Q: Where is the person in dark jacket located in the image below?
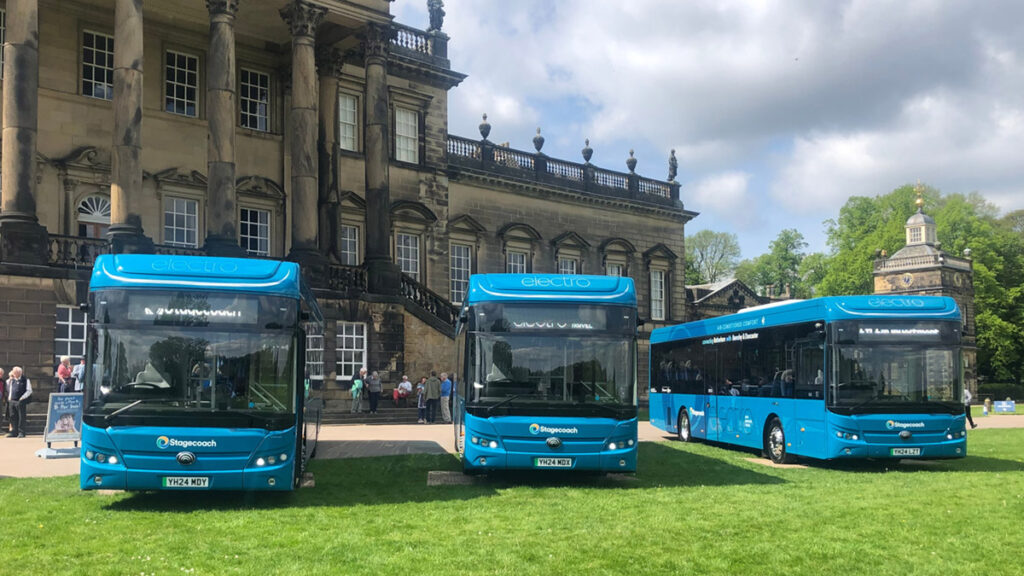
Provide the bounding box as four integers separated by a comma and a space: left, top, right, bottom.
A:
366, 370, 382, 414
424, 371, 442, 423
7, 366, 32, 437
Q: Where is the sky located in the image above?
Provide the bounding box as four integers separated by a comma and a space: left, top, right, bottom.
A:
393, 0, 1024, 259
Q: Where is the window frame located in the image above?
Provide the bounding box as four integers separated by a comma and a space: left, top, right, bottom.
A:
81, 29, 115, 101
305, 323, 324, 384
335, 321, 367, 381
239, 206, 271, 256
239, 67, 271, 132
340, 223, 361, 266
395, 231, 421, 280
162, 196, 200, 248
55, 305, 88, 364
394, 105, 419, 164
650, 269, 666, 321
557, 257, 579, 275
164, 48, 201, 118
450, 242, 473, 305
338, 91, 359, 152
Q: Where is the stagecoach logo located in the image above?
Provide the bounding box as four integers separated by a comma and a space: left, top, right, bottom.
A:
886, 420, 925, 430
156, 435, 218, 449
529, 423, 579, 435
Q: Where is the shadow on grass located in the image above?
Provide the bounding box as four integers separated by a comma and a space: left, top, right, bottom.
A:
101, 442, 784, 512
818, 454, 1024, 474
313, 439, 447, 459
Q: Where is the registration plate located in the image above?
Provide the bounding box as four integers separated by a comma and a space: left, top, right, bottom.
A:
162, 476, 210, 488
534, 457, 573, 468
891, 448, 921, 457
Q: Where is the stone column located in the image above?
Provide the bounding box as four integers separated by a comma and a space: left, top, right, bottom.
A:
108, 0, 153, 253
205, 0, 245, 256
0, 0, 49, 264
364, 23, 400, 294
281, 1, 326, 265
316, 46, 343, 261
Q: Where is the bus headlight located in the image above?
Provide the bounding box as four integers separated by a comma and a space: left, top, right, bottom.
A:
470, 436, 479, 445
627, 439, 635, 446
85, 450, 95, 460
107, 455, 118, 465
280, 453, 288, 462
96, 453, 107, 463
947, 433, 954, 440
256, 457, 266, 467
608, 442, 618, 451
488, 440, 498, 449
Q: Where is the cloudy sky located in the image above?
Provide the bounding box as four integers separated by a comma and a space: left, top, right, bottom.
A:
393, 0, 1024, 258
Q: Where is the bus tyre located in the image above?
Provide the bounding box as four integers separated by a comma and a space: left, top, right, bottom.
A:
766, 418, 795, 464
677, 408, 692, 442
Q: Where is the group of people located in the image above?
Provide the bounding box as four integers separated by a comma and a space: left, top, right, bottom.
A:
56, 356, 86, 393
348, 369, 454, 424
0, 366, 33, 437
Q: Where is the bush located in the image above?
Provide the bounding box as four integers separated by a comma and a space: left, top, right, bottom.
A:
978, 382, 1024, 402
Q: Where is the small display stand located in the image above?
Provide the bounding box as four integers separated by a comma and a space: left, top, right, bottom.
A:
35, 393, 83, 459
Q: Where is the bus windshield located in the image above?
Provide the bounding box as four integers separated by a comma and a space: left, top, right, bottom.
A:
468, 333, 635, 418
85, 290, 298, 428
829, 320, 962, 415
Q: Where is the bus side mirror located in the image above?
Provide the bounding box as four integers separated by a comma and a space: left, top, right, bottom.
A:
637, 317, 646, 327
79, 302, 90, 314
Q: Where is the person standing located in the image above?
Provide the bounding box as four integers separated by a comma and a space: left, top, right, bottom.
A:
350, 368, 366, 414
71, 359, 86, 392
0, 367, 7, 431
425, 371, 442, 423
366, 370, 382, 414
416, 377, 427, 424
7, 366, 32, 437
964, 386, 978, 429
56, 356, 72, 393
440, 372, 453, 423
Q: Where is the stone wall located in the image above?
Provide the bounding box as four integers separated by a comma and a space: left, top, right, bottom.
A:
0, 273, 59, 398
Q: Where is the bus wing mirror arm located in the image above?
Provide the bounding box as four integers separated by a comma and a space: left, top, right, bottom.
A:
637, 317, 646, 328
79, 302, 90, 314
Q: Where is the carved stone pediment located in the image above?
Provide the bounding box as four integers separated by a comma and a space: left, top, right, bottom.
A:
237, 175, 285, 199
152, 167, 208, 188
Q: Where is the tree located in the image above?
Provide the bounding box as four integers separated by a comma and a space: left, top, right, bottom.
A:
685, 230, 741, 285
734, 229, 808, 297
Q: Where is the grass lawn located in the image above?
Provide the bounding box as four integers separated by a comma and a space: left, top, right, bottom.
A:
972, 405, 1021, 416
3, 430, 1023, 576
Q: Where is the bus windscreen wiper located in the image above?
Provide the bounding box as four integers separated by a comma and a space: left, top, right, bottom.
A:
485, 393, 531, 414
105, 399, 147, 421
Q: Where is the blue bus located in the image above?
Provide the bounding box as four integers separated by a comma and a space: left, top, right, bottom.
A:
649, 295, 967, 463
454, 274, 639, 473
80, 254, 324, 491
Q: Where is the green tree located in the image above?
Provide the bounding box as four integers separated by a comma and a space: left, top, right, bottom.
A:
685, 230, 741, 285
734, 229, 809, 297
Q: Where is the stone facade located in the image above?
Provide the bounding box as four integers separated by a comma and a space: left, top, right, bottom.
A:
0, 0, 697, 406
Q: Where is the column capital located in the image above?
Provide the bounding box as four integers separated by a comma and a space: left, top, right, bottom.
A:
280, 1, 327, 39
315, 45, 345, 77
363, 22, 392, 62
206, 0, 240, 17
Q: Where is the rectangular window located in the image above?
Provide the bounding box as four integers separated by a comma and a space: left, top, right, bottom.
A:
606, 264, 623, 277
82, 30, 115, 100
450, 243, 472, 305
165, 50, 199, 117
335, 321, 366, 381
909, 228, 922, 243
340, 224, 360, 266
651, 269, 666, 321
395, 107, 418, 164
507, 250, 527, 274
338, 94, 358, 152
305, 323, 324, 383
55, 306, 88, 363
163, 197, 199, 248
240, 68, 270, 131
396, 233, 420, 280
240, 208, 270, 256
557, 257, 578, 275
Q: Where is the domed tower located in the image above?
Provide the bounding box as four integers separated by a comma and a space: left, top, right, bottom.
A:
873, 183, 977, 394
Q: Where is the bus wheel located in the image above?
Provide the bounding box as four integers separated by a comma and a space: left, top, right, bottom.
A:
765, 418, 794, 464
677, 408, 692, 442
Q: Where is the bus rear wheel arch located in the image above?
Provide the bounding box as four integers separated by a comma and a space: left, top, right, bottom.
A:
676, 408, 692, 442
765, 417, 795, 464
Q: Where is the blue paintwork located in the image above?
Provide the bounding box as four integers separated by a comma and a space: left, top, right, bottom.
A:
461, 413, 638, 472
466, 274, 636, 306
80, 423, 297, 491
649, 295, 967, 461
459, 273, 639, 473
89, 254, 301, 298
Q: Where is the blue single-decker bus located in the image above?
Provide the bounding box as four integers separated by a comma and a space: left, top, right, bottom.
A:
649, 295, 967, 463
80, 254, 324, 491
454, 274, 639, 473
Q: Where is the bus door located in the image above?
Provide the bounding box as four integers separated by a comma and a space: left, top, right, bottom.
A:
793, 338, 826, 455
701, 347, 719, 442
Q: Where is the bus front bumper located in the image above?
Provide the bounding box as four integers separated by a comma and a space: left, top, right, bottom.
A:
80, 458, 296, 491
828, 437, 967, 459
463, 444, 637, 472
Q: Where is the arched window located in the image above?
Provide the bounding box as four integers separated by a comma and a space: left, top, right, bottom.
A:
77, 195, 111, 238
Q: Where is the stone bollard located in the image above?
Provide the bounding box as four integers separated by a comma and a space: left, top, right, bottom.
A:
983, 397, 992, 416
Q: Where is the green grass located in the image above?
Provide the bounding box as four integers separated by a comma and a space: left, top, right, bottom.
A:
3, 431, 1023, 575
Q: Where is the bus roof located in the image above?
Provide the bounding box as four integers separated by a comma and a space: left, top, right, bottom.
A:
651, 295, 960, 344
466, 274, 636, 306
89, 254, 303, 299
